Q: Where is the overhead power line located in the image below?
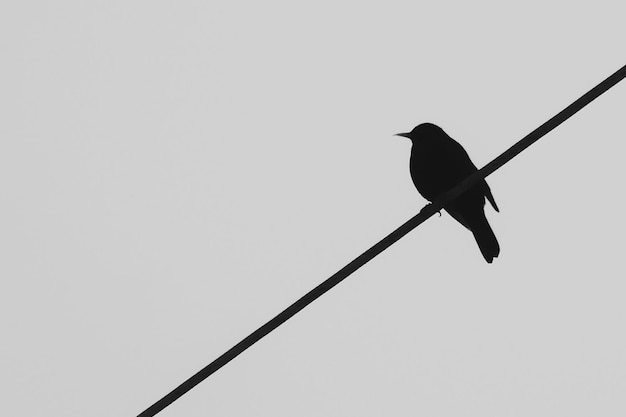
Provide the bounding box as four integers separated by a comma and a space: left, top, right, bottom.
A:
138, 64, 626, 417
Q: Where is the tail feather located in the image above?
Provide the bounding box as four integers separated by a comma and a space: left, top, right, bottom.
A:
471, 216, 500, 263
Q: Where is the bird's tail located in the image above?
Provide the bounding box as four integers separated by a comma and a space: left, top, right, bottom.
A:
471, 214, 500, 263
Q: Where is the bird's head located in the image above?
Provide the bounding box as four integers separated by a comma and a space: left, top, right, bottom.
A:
395, 122, 443, 142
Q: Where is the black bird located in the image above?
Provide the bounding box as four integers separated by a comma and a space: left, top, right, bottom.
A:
397, 123, 500, 263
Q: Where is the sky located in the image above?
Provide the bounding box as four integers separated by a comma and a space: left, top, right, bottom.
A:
1, 1, 625, 416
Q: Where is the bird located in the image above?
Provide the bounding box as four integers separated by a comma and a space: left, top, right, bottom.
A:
396, 123, 500, 263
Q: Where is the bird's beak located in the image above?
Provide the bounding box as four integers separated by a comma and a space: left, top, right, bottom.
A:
395, 133, 411, 138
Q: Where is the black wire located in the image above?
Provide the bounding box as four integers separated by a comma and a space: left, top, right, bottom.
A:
137, 64, 626, 417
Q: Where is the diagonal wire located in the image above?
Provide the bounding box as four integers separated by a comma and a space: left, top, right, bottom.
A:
138, 64, 626, 417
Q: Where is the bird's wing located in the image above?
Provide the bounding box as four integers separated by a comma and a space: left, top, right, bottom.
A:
484, 184, 499, 212
448, 140, 499, 213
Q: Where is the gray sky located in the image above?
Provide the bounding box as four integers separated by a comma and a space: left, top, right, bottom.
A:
2, 1, 625, 416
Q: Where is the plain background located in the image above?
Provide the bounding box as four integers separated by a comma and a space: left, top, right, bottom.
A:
1, 1, 625, 416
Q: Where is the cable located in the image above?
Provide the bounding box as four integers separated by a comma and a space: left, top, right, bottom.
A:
137, 63, 626, 417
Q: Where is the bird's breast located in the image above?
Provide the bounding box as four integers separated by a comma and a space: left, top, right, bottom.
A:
409, 152, 443, 201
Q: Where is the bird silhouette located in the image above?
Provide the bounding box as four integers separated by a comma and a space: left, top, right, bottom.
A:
397, 123, 500, 263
